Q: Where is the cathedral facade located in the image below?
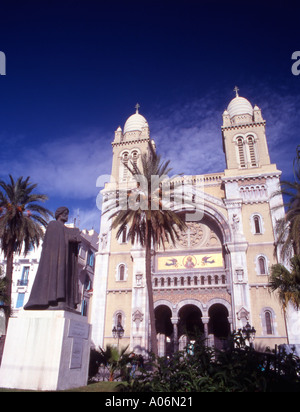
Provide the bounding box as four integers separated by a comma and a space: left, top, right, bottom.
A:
91, 92, 298, 355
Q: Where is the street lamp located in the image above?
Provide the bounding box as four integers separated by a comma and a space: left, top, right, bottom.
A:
241, 322, 256, 347
112, 321, 124, 350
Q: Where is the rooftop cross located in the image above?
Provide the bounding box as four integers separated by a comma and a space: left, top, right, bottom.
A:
135, 103, 140, 113
233, 86, 239, 97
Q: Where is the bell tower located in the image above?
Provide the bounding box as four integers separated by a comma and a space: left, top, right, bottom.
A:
222, 87, 272, 177
110, 104, 151, 184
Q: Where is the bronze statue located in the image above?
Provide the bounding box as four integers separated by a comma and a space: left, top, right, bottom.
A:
24, 207, 81, 311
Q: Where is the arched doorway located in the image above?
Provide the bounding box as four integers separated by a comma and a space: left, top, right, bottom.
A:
155, 305, 173, 357
208, 304, 230, 350
178, 305, 204, 350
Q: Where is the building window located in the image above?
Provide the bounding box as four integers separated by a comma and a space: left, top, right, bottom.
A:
121, 227, 127, 243
84, 274, 91, 291
258, 256, 267, 275
265, 311, 273, 335
247, 136, 257, 167
261, 308, 276, 336
19, 266, 29, 286
87, 250, 94, 267
81, 299, 88, 316
114, 311, 125, 329
237, 137, 246, 168
16, 293, 25, 308
253, 215, 262, 234
121, 151, 129, 180
118, 264, 125, 281
131, 150, 139, 170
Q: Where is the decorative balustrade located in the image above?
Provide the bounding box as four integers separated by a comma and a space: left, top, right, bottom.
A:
153, 271, 228, 289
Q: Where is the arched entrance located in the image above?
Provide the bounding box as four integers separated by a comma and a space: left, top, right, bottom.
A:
155, 305, 173, 357
208, 304, 230, 350
178, 305, 204, 350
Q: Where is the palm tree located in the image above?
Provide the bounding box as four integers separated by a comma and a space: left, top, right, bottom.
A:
104, 143, 189, 356
0, 175, 52, 325
273, 145, 300, 260
269, 255, 300, 311
99, 344, 131, 381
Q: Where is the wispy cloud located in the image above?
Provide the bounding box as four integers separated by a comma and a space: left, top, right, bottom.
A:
150, 96, 225, 176
0, 128, 112, 200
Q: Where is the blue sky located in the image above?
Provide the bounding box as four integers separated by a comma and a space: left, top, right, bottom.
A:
0, 0, 299, 231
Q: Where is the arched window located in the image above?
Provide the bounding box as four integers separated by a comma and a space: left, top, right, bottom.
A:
253, 215, 262, 234
167, 277, 171, 287
121, 152, 129, 180
154, 278, 158, 287
258, 256, 267, 275
194, 276, 198, 286
121, 226, 127, 243
265, 311, 273, 335
247, 136, 257, 167
131, 150, 139, 170
237, 137, 246, 168
118, 264, 125, 281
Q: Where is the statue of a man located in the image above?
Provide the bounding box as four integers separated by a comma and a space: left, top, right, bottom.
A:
24, 207, 81, 311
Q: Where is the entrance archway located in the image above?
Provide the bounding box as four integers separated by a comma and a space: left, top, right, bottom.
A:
208, 304, 230, 350
155, 305, 173, 357
178, 304, 204, 341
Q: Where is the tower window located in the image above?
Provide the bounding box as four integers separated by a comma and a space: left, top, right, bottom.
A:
118, 264, 126, 281
258, 256, 267, 275
237, 138, 246, 168
121, 227, 127, 243
131, 150, 139, 170
247, 136, 257, 167
253, 215, 262, 234
121, 152, 129, 180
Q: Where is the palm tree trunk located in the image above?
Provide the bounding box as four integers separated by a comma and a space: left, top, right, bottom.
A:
4, 245, 13, 331
145, 220, 158, 357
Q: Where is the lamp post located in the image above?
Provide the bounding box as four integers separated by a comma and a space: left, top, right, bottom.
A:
112, 321, 124, 350
241, 322, 256, 348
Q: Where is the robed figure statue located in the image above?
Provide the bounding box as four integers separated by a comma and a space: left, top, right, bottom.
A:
24, 207, 81, 311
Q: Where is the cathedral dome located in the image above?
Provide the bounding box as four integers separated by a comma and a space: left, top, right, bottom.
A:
227, 96, 253, 119
124, 104, 148, 133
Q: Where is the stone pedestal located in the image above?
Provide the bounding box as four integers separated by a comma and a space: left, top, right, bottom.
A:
0, 310, 91, 391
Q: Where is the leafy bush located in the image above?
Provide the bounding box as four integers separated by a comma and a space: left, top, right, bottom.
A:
120, 332, 300, 392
